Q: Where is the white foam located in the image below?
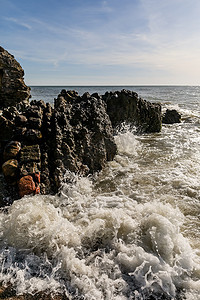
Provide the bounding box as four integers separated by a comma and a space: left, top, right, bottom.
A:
0, 114, 200, 299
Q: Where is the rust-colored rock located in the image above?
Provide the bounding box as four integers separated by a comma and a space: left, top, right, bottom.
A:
35, 184, 40, 194
34, 172, 40, 184
18, 175, 36, 198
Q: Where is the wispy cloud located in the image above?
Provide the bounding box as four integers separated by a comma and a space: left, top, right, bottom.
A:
2, 0, 200, 84
4, 17, 32, 30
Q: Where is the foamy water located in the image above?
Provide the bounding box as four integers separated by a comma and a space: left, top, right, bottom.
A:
0, 86, 200, 299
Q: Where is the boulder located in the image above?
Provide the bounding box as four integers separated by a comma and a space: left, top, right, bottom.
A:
3, 141, 21, 161
18, 175, 36, 198
2, 159, 18, 183
0, 46, 30, 108
162, 109, 181, 124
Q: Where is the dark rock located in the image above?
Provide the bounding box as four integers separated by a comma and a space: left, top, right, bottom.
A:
52, 91, 117, 191
162, 109, 181, 124
30, 99, 46, 109
19, 144, 41, 177
102, 89, 162, 133
24, 129, 43, 144
15, 114, 28, 126
28, 117, 42, 129
91, 92, 101, 99
13, 126, 27, 141
82, 92, 91, 100
0, 46, 30, 108
60, 89, 79, 101
20, 161, 41, 176
20, 144, 41, 163
2, 108, 15, 120
0, 115, 14, 141
25, 105, 43, 118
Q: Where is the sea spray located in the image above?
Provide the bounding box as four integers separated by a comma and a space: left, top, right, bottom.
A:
0, 101, 200, 299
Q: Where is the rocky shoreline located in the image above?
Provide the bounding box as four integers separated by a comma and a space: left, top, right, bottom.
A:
0, 88, 162, 203
0, 46, 163, 203
0, 46, 182, 299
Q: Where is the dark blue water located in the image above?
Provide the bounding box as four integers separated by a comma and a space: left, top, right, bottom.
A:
30, 85, 200, 111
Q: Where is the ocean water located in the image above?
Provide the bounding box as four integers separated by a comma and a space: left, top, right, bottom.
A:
0, 86, 200, 299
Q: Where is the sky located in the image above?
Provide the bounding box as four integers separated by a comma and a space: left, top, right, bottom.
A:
1, 0, 200, 85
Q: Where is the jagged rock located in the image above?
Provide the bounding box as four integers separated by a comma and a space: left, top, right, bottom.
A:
19, 145, 41, 176
28, 117, 42, 129
20, 161, 41, 177
25, 105, 43, 118
0, 46, 30, 108
30, 99, 46, 109
0, 82, 162, 198
24, 129, 43, 144
52, 91, 117, 191
162, 109, 181, 124
102, 89, 162, 133
3, 141, 21, 161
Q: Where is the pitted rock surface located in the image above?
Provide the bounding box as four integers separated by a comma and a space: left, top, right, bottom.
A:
0, 46, 30, 108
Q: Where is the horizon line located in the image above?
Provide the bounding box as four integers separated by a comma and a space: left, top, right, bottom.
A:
29, 84, 200, 87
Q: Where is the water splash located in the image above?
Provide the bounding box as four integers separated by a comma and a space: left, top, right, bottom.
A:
0, 103, 200, 299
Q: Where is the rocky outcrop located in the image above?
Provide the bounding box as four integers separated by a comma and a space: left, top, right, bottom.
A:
52, 90, 117, 191
0, 46, 30, 108
0, 47, 163, 201
0, 92, 117, 200
103, 89, 162, 133
162, 109, 181, 124
0, 87, 163, 201
0, 86, 163, 201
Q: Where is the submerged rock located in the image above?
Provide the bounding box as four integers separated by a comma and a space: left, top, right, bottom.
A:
162, 109, 181, 124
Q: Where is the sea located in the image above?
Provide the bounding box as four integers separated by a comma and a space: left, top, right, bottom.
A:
0, 85, 200, 299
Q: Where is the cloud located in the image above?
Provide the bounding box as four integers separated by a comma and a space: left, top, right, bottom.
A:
2, 0, 200, 84
4, 17, 32, 30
